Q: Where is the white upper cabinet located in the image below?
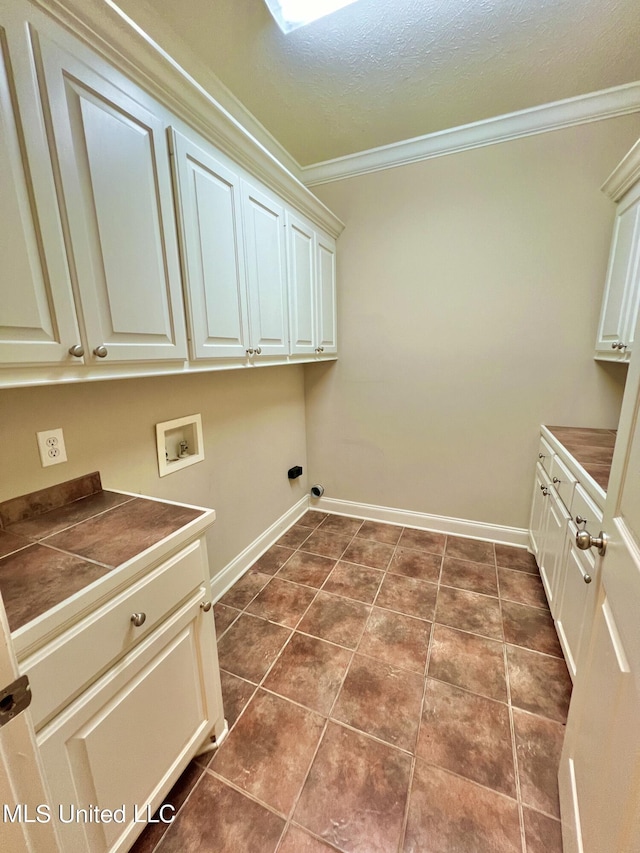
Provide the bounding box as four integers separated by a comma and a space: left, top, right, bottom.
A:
34, 33, 187, 363
242, 181, 289, 357
595, 143, 640, 363
287, 214, 316, 355
0, 14, 80, 365
170, 129, 249, 359
316, 232, 337, 355
287, 213, 337, 356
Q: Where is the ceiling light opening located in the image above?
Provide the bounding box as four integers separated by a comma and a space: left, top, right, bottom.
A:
265, 0, 360, 33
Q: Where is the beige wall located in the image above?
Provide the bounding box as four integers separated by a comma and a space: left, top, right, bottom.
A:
0, 366, 308, 576
308, 116, 640, 530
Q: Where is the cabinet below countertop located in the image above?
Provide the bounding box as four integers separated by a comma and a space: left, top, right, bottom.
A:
529, 425, 614, 682
0, 472, 225, 853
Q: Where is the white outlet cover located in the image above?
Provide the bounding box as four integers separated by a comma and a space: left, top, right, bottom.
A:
36, 428, 68, 467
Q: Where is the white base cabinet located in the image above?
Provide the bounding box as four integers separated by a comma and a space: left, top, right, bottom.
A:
37, 589, 219, 853
16, 508, 225, 853
529, 428, 605, 681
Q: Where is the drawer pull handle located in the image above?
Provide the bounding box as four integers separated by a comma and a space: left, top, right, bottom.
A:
552, 477, 561, 484
130, 612, 146, 627
200, 601, 212, 612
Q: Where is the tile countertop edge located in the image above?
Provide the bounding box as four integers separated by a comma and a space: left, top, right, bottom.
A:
540, 426, 608, 508
10, 494, 216, 660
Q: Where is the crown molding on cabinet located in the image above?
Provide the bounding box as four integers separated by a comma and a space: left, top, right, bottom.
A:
301, 81, 640, 187
601, 137, 640, 201
31, 0, 344, 238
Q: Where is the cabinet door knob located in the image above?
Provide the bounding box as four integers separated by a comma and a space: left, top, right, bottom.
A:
246, 348, 254, 356
612, 341, 620, 349
130, 612, 146, 627
618, 342, 627, 350
552, 477, 561, 484
575, 515, 587, 527
583, 573, 592, 584
200, 601, 212, 612
68, 344, 84, 358
538, 453, 545, 459
542, 487, 549, 496
319, 346, 324, 352
255, 346, 262, 355
93, 345, 108, 358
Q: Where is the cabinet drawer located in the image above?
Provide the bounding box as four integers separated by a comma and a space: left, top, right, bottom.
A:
537, 437, 554, 477
22, 538, 207, 730
570, 483, 604, 529
550, 454, 577, 508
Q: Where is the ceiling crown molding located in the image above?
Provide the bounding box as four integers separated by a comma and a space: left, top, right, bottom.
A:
301, 82, 640, 187
601, 137, 640, 200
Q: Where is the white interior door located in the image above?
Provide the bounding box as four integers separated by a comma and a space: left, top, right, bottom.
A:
559, 316, 640, 852
0, 593, 61, 853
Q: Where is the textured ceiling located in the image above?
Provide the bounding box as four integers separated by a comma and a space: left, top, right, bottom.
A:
116, 0, 640, 166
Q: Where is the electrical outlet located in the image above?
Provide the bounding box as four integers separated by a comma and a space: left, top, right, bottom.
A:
36, 428, 68, 467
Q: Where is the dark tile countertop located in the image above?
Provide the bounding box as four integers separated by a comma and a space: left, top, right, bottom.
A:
545, 426, 617, 492
0, 473, 204, 633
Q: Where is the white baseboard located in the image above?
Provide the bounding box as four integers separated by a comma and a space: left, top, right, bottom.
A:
210, 496, 309, 602
312, 496, 530, 549
211, 495, 531, 601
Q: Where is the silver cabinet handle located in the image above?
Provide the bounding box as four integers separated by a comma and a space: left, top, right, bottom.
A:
200, 601, 212, 612
93, 345, 108, 358
575, 529, 608, 557
552, 477, 561, 484
612, 341, 619, 349
130, 612, 146, 627
541, 487, 549, 496
618, 342, 627, 350
68, 344, 84, 358
255, 347, 262, 355
246, 348, 254, 355
538, 453, 545, 459
575, 515, 587, 527
583, 573, 592, 584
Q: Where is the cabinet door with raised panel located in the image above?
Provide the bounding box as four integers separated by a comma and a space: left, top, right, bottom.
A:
287, 212, 315, 355
539, 487, 569, 617
595, 183, 640, 360
171, 129, 249, 359
316, 232, 337, 354
529, 463, 550, 558
34, 34, 187, 364
242, 181, 288, 356
37, 589, 222, 853
0, 17, 80, 365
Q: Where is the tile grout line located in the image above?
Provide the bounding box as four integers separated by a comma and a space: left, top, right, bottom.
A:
496, 547, 529, 853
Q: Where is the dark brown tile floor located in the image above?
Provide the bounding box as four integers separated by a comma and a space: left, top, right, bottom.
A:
131, 511, 570, 853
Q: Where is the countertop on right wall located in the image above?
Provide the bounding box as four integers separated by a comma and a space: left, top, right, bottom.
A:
545, 426, 616, 492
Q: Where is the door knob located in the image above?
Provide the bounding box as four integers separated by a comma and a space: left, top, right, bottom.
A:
93, 345, 108, 358
575, 529, 608, 556
68, 344, 84, 358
